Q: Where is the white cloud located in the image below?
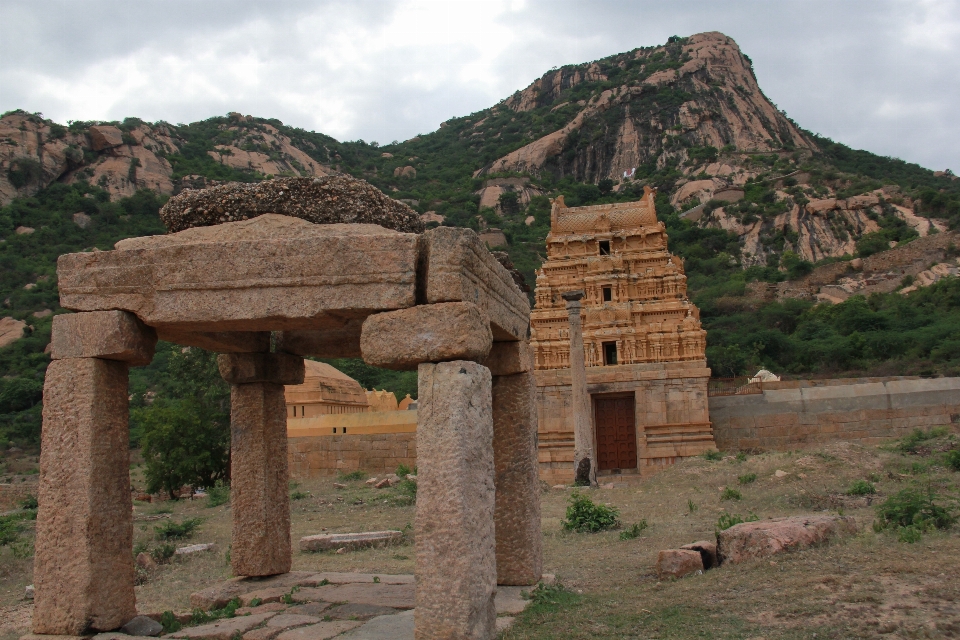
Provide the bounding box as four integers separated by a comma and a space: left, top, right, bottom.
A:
1, 0, 957, 170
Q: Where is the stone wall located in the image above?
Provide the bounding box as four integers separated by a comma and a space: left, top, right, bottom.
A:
287, 411, 417, 478
710, 377, 960, 451
536, 361, 714, 484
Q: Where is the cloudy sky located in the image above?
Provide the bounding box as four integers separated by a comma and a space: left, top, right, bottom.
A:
2, 0, 958, 171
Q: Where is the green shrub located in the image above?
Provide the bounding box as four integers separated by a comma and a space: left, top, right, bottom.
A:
395, 463, 412, 478
151, 543, 176, 563
846, 479, 876, 495
190, 597, 241, 623
687, 499, 698, 513
738, 473, 757, 485
716, 512, 759, 532
897, 525, 923, 543
561, 491, 621, 533
735, 451, 748, 463
206, 481, 229, 508
720, 487, 742, 501
159, 611, 182, 634
18, 494, 38, 510
337, 470, 367, 482
0, 514, 24, 546
702, 449, 723, 462
155, 517, 203, 541
897, 426, 950, 453
875, 487, 956, 535
619, 520, 648, 540
389, 478, 418, 506
290, 490, 309, 500
945, 449, 960, 472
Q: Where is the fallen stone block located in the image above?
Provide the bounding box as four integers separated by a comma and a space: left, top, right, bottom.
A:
50, 310, 157, 366
25, 584, 34, 599
680, 540, 718, 569
717, 515, 859, 565
360, 302, 492, 370
374, 478, 391, 489
656, 549, 704, 579
299, 573, 414, 586
365, 478, 379, 485
176, 543, 217, 556
275, 621, 363, 640
299, 531, 403, 553
120, 615, 163, 637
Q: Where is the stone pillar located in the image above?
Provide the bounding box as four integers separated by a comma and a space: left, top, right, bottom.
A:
492, 369, 543, 586
219, 352, 304, 577
415, 361, 496, 640
34, 311, 157, 635
562, 290, 595, 486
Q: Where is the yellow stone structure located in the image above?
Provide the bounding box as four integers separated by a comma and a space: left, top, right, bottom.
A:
530, 187, 716, 483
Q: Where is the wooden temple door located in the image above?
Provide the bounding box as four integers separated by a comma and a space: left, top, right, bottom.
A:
594, 396, 638, 471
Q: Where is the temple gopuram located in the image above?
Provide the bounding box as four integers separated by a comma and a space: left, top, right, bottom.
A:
530, 186, 717, 483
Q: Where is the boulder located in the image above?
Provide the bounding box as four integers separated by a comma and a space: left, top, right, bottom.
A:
393, 166, 416, 179
73, 212, 92, 229
135, 552, 157, 570
680, 540, 718, 569
158, 176, 423, 234
15, 226, 35, 234
120, 615, 164, 637
0, 316, 26, 348
175, 543, 218, 556
655, 549, 703, 579
717, 515, 859, 565
88, 126, 124, 150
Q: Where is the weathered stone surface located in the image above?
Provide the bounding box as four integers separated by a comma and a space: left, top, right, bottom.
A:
339, 610, 414, 640
324, 604, 398, 620
361, 302, 492, 370
175, 542, 218, 556
58, 215, 419, 333
495, 617, 515, 633
419, 226, 530, 342
189, 572, 319, 609
219, 353, 305, 385
291, 583, 415, 609
0, 315, 26, 348
120, 615, 163, 637
265, 615, 322, 629
236, 602, 288, 616
167, 612, 276, 640
494, 586, 532, 615
717, 515, 859, 565
416, 360, 496, 639
230, 382, 292, 576
480, 340, 532, 376
299, 530, 402, 553
492, 372, 542, 586
301, 573, 414, 586
156, 328, 270, 354
284, 603, 331, 617
242, 628, 281, 640
274, 621, 363, 640
656, 549, 704, 579
159, 176, 423, 234
88, 125, 123, 150
34, 358, 136, 635
50, 311, 157, 365
277, 322, 365, 359
238, 587, 289, 607
680, 540, 718, 569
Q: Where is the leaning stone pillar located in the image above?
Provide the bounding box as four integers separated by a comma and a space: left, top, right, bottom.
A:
484, 341, 543, 586
34, 311, 156, 635
219, 352, 304, 577
415, 360, 496, 640
562, 290, 596, 486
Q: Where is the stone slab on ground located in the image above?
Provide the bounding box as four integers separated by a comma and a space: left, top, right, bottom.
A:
299, 531, 402, 553
175, 543, 217, 556
337, 610, 414, 640
190, 572, 319, 609
300, 573, 414, 586
273, 621, 363, 640
264, 615, 322, 629
324, 604, 398, 621
291, 583, 415, 610
166, 612, 276, 640
717, 515, 859, 565
494, 586, 533, 615
238, 587, 289, 607
284, 604, 331, 617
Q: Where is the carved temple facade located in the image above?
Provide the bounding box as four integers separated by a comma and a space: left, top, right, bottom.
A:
530, 187, 717, 483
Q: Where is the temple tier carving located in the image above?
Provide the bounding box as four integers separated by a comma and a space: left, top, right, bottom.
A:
530, 186, 707, 370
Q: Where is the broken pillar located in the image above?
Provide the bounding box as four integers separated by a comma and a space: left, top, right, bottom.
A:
491, 361, 543, 586
562, 290, 595, 486
34, 311, 157, 634
415, 360, 496, 640
219, 352, 304, 577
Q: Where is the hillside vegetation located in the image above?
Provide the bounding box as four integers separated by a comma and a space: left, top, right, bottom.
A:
1, 31, 959, 447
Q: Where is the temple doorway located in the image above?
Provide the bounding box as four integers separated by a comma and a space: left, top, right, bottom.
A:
594, 395, 638, 472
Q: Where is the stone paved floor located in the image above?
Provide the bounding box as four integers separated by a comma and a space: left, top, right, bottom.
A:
110, 572, 549, 640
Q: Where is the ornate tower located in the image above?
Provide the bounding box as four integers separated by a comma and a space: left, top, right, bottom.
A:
531, 187, 715, 482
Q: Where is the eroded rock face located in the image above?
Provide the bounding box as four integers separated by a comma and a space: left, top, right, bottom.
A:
159, 176, 424, 234
717, 515, 858, 565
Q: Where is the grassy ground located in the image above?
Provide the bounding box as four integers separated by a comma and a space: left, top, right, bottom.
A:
1, 426, 959, 639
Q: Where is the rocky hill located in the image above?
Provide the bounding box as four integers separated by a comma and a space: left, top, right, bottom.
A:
2, 31, 960, 446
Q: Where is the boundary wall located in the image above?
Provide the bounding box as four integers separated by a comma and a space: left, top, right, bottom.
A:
287, 410, 417, 478
710, 376, 960, 451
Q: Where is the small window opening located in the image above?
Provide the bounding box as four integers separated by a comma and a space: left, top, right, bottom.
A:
599, 240, 611, 255
343, 427, 347, 433
332, 427, 337, 433
603, 341, 618, 365
602, 286, 612, 302
293, 406, 296, 417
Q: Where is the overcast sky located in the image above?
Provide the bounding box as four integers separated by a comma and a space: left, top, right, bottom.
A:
2, 0, 957, 172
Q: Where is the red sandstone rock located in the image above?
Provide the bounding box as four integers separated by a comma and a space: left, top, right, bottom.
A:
88, 125, 123, 150
680, 540, 718, 569
655, 549, 704, 579
717, 515, 859, 565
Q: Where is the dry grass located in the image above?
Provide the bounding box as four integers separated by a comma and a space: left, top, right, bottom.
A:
2, 429, 959, 639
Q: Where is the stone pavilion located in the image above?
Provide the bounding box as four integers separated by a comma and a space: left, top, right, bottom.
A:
530, 186, 717, 483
